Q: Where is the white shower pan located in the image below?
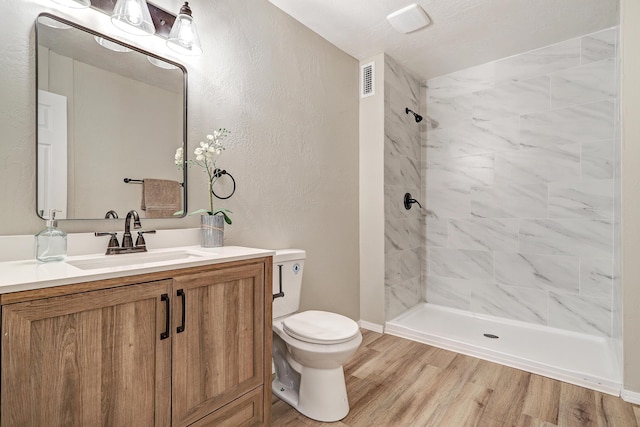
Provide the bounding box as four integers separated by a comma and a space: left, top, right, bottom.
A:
385, 303, 621, 396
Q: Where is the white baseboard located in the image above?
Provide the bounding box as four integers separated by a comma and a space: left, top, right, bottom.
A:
358, 320, 384, 333
622, 389, 640, 404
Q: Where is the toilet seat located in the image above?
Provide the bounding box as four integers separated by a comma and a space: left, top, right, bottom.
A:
282, 310, 360, 345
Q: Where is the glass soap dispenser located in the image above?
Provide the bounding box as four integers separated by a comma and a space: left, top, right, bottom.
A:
35, 209, 67, 262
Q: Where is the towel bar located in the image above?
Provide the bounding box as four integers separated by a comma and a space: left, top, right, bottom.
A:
124, 178, 184, 187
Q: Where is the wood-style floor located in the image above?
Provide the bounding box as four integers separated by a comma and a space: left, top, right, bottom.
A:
272, 330, 640, 426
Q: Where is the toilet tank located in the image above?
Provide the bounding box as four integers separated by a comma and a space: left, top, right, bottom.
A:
272, 249, 306, 319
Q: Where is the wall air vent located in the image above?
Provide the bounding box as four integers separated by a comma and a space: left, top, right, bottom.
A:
360, 62, 375, 98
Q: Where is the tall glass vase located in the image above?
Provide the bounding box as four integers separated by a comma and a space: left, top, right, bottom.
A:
200, 214, 224, 247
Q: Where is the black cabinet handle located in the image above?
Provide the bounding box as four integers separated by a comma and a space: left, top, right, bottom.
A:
161, 294, 170, 340
177, 289, 186, 333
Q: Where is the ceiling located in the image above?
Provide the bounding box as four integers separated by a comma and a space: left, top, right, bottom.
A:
267, 0, 620, 81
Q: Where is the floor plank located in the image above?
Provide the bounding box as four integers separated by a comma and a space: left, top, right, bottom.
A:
522, 374, 561, 424
595, 393, 639, 427
271, 330, 639, 427
437, 381, 493, 426
559, 382, 598, 426
480, 365, 530, 425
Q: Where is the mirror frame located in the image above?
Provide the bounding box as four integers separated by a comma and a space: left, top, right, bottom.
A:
35, 12, 188, 220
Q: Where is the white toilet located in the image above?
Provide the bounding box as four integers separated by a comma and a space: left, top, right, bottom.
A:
271, 249, 362, 422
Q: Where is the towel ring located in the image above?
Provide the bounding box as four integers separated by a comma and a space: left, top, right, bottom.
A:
212, 168, 236, 200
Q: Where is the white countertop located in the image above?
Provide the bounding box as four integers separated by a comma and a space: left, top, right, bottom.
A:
0, 245, 274, 294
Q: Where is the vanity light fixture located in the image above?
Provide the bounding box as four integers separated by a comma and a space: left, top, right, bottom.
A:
57, 0, 199, 57
166, 2, 203, 56
111, 0, 155, 36
51, 0, 90, 9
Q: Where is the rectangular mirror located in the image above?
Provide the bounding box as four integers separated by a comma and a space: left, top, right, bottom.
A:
36, 13, 187, 220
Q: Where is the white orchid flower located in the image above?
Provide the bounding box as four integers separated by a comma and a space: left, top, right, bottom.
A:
174, 147, 184, 166
174, 128, 232, 219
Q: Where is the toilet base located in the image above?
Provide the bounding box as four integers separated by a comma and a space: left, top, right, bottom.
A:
273, 365, 350, 422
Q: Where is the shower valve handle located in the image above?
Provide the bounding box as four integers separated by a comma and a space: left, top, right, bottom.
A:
404, 193, 423, 210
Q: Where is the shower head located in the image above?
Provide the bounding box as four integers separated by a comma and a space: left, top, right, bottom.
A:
405, 107, 423, 123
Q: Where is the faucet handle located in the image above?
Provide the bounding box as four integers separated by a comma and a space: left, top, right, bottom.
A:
95, 232, 120, 253
135, 230, 156, 248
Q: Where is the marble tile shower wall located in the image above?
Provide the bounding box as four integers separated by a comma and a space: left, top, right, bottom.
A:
384, 55, 425, 321
424, 28, 619, 337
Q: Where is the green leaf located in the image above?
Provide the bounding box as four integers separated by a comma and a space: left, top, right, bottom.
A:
222, 212, 232, 225
211, 210, 233, 224
188, 208, 210, 216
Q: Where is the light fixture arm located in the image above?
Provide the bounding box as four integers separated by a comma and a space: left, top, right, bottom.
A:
179, 2, 193, 17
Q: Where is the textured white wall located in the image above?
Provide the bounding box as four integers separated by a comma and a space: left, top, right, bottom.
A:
621, 0, 640, 394
359, 53, 386, 327
0, 1, 360, 319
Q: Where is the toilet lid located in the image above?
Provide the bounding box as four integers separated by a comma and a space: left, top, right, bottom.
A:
282, 310, 360, 344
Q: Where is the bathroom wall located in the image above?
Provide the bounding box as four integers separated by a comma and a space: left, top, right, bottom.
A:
384, 55, 425, 321
425, 28, 619, 337
621, 0, 640, 394
359, 53, 386, 328
0, 1, 360, 319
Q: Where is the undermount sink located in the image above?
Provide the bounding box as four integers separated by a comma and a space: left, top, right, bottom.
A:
66, 250, 204, 270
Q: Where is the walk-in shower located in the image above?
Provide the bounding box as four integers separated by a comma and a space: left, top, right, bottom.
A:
382, 27, 622, 396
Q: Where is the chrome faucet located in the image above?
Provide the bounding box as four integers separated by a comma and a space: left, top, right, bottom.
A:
122, 210, 142, 248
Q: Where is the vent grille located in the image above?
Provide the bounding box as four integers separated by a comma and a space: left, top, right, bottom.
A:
361, 62, 375, 98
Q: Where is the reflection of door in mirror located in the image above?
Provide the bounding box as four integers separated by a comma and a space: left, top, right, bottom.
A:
37, 90, 68, 220
36, 14, 187, 220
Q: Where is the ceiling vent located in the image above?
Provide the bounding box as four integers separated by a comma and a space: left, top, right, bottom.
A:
360, 62, 375, 98
387, 4, 431, 34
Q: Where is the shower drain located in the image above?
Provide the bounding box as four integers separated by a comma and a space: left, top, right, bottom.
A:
483, 333, 499, 339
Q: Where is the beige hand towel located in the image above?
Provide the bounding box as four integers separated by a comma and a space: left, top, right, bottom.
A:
141, 179, 182, 218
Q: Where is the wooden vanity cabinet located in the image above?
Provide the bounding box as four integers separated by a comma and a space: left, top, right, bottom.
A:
171, 262, 267, 426
0, 257, 272, 427
1, 280, 173, 427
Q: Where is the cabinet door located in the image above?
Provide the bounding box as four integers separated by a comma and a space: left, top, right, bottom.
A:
1, 280, 172, 427
172, 263, 265, 426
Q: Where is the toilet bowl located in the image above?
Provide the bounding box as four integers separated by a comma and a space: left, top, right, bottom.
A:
271, 250, 362, 422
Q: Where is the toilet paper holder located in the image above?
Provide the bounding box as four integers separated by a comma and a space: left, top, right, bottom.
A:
273, 264, 285, 300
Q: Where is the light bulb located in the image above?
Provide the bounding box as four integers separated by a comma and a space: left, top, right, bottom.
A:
167, 2, 203, 56
111, 0, 155, 36
125, 1, 142, 25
